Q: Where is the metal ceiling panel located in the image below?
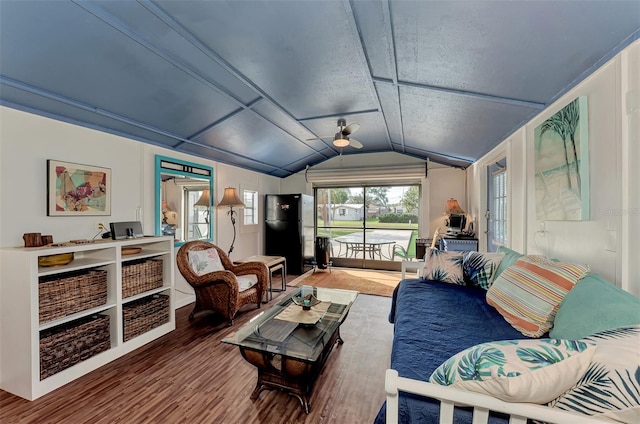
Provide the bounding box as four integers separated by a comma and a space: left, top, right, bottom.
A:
374, 82, 404, 148
400, 85, 538, 160
251, 102, 329, 153
351, 0, 394, 79
0, 1, 241, 137
92, 0, 260, 106
391, 1, 640, 103
156, 0, 378, 119
191, 112, 317, 169
0, 83, 182, 148
178, 143, 281, 175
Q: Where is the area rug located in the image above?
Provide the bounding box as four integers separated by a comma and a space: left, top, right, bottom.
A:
288, 268, 403, 297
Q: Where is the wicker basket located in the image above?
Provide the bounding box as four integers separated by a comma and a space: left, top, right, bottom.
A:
39, 269, 108, 324
122, 259, 163, 298
123, 294, 170, 342
40, 314, 111, 380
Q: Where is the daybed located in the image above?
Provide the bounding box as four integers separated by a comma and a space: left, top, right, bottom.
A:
375, 247, 640, 424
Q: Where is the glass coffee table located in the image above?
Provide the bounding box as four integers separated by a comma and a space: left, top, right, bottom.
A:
222, 285, 359, 413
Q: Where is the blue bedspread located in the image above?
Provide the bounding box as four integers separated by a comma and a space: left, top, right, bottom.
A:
374, 279, 529, 424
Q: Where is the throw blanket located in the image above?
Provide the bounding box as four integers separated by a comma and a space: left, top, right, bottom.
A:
376, 279, 528, 424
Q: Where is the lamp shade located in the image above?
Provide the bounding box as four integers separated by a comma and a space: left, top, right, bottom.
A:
216, 187, 245, 209
444, 198, 465, 215
333, 133, 350, 148
194, 189, 210, 207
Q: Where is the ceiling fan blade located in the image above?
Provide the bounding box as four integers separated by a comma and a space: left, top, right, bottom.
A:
349, 138, 363, 149
306, 136, 331, 141
342, 122, 360, 136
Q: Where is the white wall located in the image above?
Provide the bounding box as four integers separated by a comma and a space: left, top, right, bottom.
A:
467, 40, 640, 296
0, 106, 281, 307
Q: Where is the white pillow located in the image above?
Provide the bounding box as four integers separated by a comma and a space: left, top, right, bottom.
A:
548, 325, 640, 423
429, 338, 595, 404
188, 248, 224, 276
421, 248, 464, 285
237, 275, 258, 292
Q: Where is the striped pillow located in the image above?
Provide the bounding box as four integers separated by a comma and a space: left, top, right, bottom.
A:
486, 256, 589, 338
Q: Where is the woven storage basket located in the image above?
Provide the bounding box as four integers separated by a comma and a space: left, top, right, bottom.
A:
40, 314, 110, 380
123, 294, 169, 342
122, 259, 163, 298
39, 269, 108, 324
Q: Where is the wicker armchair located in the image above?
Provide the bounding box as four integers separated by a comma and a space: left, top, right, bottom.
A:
176, 241, 268, 325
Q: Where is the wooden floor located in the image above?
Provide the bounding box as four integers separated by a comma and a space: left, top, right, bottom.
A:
0, 284, 394, 424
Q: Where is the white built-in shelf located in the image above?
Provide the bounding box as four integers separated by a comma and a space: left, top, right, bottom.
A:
0, 236, 175, 401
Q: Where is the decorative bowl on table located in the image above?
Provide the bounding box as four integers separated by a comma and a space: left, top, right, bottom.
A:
38, 252, 74, 267
292, 293, 321, 310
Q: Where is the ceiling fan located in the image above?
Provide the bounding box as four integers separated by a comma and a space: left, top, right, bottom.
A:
307, 118, 363, 149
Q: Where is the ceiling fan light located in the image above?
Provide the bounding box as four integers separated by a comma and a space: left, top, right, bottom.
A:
333, 133, 350, 147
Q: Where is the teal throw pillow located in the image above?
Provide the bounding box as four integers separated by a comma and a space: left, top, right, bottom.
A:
550, 274, 640, 340
493, 246, 523, 280
429, 338, 595, 404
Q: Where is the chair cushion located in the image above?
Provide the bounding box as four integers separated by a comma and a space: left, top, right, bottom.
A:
237, 274, 258, 291
486, 256, 589, 337
429, 338, 595, 403
421, 248, 464, 285
188, 247, 224, 276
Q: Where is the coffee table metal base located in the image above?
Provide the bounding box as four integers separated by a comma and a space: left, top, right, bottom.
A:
241, 328, 344, 414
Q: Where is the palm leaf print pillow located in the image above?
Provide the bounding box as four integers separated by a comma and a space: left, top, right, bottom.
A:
421, 247, 464, 285
462, 252, 505, 289
429, 338, 595, 403
547, 325, 640, 423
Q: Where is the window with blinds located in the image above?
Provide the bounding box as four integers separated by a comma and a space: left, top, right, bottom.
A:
491, 170, 507, 246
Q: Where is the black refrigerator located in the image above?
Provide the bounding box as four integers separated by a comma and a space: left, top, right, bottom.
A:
265, 193, 314, 275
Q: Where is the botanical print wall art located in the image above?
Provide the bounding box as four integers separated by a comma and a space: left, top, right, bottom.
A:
47, 160, 111, 216
534, 97, 589, 220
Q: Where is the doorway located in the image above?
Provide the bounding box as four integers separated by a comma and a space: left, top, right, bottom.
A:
315, 185, 419, 270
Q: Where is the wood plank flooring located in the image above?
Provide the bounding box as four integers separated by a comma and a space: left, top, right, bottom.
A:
0, 286, 394, 424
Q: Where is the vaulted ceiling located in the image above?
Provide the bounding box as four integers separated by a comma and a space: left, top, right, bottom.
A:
1, 1, 638, 177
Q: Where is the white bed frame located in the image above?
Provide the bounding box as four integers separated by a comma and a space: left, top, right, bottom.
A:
385, 369, 613, 424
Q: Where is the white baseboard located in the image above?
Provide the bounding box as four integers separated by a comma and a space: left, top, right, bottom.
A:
173, 292, 195, 310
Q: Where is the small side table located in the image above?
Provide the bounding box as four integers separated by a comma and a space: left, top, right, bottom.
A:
236, 255, 287, 302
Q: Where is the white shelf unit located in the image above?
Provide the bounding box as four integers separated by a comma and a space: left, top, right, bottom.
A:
0, 236, 175, 400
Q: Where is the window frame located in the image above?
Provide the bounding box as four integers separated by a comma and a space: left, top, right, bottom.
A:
490, 169, 508, 247
240, 186, 259, 234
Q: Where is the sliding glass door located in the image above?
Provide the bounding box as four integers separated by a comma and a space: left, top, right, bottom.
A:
316, 185, 419, 270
